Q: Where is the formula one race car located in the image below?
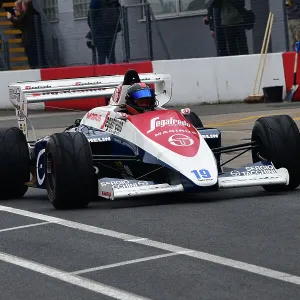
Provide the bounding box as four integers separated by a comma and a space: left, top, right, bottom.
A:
1, 69, 300, 209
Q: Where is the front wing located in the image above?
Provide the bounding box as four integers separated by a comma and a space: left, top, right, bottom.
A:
97, 161, 289, 200
218, 161, 289, 188
98, 178, 184, 200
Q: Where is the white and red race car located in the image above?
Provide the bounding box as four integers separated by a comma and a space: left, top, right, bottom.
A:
1, 69, 300, 209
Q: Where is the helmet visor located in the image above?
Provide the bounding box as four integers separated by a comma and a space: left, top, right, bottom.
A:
131, 89, 152, 100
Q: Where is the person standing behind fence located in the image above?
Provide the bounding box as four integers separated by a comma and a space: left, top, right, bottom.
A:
207, 0, 249, 56
88, 0, 121, 65
286, 0, 300, 50
204, 6, 228, 56
7, 0, 47, 69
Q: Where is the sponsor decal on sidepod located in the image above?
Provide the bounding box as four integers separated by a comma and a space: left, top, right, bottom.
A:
88, 137, 111, 143
86, 112, 101, 122
202, 134, 219, 139
104, 117, 124, 134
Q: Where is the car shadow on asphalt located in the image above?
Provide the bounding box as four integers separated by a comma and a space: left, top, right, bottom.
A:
89, 187, 300, 210
22, 187, 300, 211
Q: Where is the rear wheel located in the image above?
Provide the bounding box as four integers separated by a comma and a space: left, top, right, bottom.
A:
0, 127, 30, 199
251, 115, 300, 192
184, 112, 203, 128
45, 132, 96, 209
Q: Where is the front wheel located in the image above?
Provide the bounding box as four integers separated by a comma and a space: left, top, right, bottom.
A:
0, 127, 30, 199
251, 115, 300, 192
45, 132, 96, 209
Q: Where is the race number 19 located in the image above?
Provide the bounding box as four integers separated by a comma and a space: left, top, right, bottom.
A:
191, 169, 211, 180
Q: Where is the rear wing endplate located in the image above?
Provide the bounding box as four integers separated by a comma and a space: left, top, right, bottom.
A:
8, 73, 172, 140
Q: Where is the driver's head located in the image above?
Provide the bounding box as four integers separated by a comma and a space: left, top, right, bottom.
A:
125, 83, 156, 115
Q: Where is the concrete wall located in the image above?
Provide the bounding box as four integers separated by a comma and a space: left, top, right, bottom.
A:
2, 52, 288, 110
152, 53, 286, 105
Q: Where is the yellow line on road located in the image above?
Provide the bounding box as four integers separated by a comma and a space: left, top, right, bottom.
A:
207, 116, 300, 128
206, 121, 257, 128
206, 115, 267, 127
206, 112, 300, 127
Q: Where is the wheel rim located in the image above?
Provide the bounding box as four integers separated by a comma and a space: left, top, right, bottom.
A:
46, 152, 56, 193
252, 133, 266, 163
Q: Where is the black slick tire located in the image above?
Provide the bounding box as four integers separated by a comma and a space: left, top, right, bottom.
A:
0, 127, 30, 199
251, 115, 300, 192
45, 132, 95, 209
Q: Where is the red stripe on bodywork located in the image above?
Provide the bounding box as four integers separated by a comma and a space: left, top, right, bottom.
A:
101, 111, 111, 130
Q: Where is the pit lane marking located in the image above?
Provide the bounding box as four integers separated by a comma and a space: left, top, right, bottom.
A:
71, 251, 193, 275
0, 251, 151, 300
126, 238, 147, 242
2, 205, 300, 286
0, 221, 51, 233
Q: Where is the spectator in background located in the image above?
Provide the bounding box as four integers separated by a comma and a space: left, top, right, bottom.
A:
188, 0, 227, 56
203, 6, 228, 56
286, 0, 300, 50
86, 10, 97, 65
88, 0, 121, 65
207, 0, 249, 56
1, 0, 19, 17
7, 0, 47, 69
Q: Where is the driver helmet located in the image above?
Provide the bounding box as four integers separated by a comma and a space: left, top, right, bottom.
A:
125, 83, 156, 115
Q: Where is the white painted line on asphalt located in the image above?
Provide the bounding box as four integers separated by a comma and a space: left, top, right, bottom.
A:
2, 205, 300, 286
71, 251, 194, 275
0, 222, 51, 233
0, 251, 151, 300
0, 205, 138, 240
126, 238, 148, 242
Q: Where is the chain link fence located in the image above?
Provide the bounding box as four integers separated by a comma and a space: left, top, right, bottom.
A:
0, 0, 293, 70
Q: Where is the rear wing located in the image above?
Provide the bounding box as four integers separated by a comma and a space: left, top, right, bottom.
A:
8, 73, 172, 140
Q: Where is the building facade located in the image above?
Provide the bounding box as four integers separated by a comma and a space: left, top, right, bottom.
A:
37, 0, 290, 67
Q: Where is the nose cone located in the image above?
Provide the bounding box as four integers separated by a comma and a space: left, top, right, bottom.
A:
128, 110, 219, 187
